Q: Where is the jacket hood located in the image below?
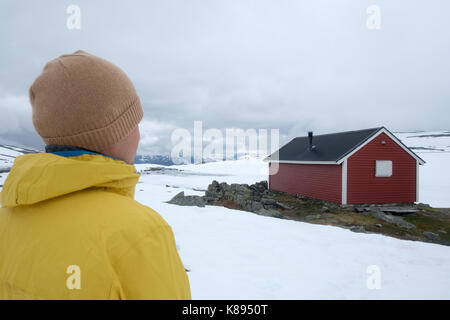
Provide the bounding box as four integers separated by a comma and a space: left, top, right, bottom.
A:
0, 153, 140, 208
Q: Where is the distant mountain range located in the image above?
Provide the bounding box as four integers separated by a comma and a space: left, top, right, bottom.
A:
134, 154, 238, 166
0, 144, 39, 172
0, 144, 180, 169
134, 154, 176, 166
2, 130, 448, 172
134, 153, 255, 166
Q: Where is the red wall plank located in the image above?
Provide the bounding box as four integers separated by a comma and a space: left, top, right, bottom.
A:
269, 163, 342, 203
347, 132, 416, 204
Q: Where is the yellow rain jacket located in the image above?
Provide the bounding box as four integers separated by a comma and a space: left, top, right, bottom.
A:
0, 152, 191, 300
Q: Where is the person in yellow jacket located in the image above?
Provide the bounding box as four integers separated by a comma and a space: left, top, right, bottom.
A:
0, 50, 191, 300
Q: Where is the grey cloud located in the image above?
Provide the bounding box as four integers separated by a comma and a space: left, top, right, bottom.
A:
0, 0, 449, 155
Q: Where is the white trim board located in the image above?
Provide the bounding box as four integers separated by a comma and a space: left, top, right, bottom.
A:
267, 128, 425, 166
416, 160, 420, 202
268, 160, 337, 165
336, 128, 426, 165
342, 160, 347, 205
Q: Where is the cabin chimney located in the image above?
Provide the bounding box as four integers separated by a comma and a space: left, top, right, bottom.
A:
308, 131, 314, 151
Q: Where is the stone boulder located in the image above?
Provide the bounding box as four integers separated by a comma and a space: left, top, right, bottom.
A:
167, 191, 206, 207
423, 231, 440, 241
363, 211, 416, 230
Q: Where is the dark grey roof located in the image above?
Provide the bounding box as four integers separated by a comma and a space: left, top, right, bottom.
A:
267, 127, 425, 163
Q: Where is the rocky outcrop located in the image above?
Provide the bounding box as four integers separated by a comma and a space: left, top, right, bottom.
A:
361, 211, 416, 230
354, 205, 420, 215
167, 191, 206, 207
166, 180, 449, 246
167, 180, 288, 218
204, 180, 286, 218
166, 181, 418, 230
350, 226, 367, 233
423, 231, 440, 240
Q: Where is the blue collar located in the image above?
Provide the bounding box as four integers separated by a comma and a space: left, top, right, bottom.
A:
49, 150, 122, 161
45, 145, 122, 161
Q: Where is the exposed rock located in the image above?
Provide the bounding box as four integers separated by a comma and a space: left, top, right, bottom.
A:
350, 226, 367, 233
261, 197, 275, 203
204, 180, 288, 212
256, 208, 284, 219
363, 211, 416, 230
167, 191, 206, 207
354, 204, 422, 215
275, 202, 293, 210
423, 231, 440, 240
165, 180, 450, 246
186, 179, 287, 213
259, 180, 268, 190
327, 202, 340, 210
249, 201, 263, 212
380, 207, 420, 215
305, 214, 321, 221
417, 203, 432, 208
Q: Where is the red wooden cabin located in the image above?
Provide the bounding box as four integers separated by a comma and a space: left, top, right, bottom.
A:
266, 127, 425, 205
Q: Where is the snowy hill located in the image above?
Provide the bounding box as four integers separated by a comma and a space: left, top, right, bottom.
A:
394, 131, 450, 208
134, 157, 450, 299
134, 154, 175, 166
1, 132, 450, 299
132, 131, 450, 299
0, 144, 38, 172
395, 131, 450, 153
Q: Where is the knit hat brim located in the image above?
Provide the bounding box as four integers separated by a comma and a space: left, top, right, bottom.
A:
40, 96, 143, 153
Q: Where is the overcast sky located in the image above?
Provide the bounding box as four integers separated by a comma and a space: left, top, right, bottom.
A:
0, 0, 449, 155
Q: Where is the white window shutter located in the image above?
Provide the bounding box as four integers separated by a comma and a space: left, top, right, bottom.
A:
375, 160, 393, 177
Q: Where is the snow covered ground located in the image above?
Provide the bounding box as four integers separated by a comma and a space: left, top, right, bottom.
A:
0, 144, 39, 173
132, 131, 450, 299
396, 131, 450, 208
0, 145, 28, 172
134, 158, 450, 299
0, 132, 450, 299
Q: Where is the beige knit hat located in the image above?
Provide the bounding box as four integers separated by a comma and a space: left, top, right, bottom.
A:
29, 50, 143, 153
